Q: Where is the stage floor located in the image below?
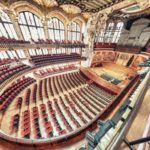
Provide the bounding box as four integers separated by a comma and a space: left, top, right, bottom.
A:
81, 62, 137, 93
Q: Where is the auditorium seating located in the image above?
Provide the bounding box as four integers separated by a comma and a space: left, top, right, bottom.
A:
9, 114, 20, 131
0, 36, 29, 44
0, 77, 36, 114
38, 80, 43, 100
30, 38, 84, 47
0, 57, 19, 66
1, 71, 116, 140
31, 84, 37, 102
0, 64, 30, 84
15, 97, 23, 108
30, 54, 85, 66
34, 64, 77, 78
21, 110, 31, 139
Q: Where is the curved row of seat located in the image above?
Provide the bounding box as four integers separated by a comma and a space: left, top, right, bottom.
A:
5, 71, 116, 139
0, 64, 30, 84
31, 84, 37, 103
34, 64, 77, 78
0, 77, 36, 114
31, 54, 85, 66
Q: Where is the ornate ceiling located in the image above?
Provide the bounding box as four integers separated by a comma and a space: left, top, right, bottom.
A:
2, 0, 125, 13
1, 0, 150, 22
32, 0, 58, 8
56, 0, 125, 13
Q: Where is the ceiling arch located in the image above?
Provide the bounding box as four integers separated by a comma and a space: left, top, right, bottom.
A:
9, 1, 43, 18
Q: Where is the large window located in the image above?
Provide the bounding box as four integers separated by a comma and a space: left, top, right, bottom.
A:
94, 32, 98, 42
51, 48, 66, 54
105, 22, 114, 43
0, 10, 18, 39
68, 22, 80, 42
0, 50, 26, 59
48, 18, 65, 41
18, 11, 45, 41
111, 22, 124, 43
98, 25, 106, 43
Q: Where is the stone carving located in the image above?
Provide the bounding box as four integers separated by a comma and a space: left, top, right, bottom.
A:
83, 9, 113, 67
136, 0, 150, 9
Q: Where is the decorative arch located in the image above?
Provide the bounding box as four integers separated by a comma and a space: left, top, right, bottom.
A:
46, 8, 69, 24
71, 14, 87, 28
9, 1, 43, 19
0, 2, 7, 10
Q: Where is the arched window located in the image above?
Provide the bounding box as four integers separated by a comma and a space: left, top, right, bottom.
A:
94, 32, 98, 42
48, 18, 65, 55
48, 17, 65, 41
105, 22, 114, 43
18, 11, 45, 41
111, 22, 124, 43
68, 22, 80, 42
0, 10, 18, 39
98, 25, 106, 43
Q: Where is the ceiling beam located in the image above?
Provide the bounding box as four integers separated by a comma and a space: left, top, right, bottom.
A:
97, 0, 108, 5
92, 1, 103, 7
84, 2, 100, 9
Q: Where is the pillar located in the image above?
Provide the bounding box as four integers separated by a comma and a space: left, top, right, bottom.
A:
79, 48, 82, 55
25, 49, 30, 59
48, 49, 52, 55
66, 48, 68, 54
65, 26, 68, 42
42, 18, 50, 39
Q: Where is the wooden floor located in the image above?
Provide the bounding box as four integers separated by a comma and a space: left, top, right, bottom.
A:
81, 62, 137, 94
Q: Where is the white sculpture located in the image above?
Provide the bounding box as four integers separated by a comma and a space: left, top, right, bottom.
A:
137, 0, 150, 9
83, 9, 113, 68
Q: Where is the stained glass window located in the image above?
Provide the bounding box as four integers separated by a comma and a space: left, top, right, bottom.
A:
105, 22, 114, 43
94, 32, 98, 42
0, 10, 18, 39
98, 25, 106, 43
18, 11, 45, 41
68, 22, 80, 42
111, 22, 124, 43
48, 18, 65, 41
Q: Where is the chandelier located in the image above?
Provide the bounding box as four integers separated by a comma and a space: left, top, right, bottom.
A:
60, 4, 81, 14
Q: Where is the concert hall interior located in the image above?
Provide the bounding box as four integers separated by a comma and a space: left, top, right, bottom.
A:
0, 0, 150, 150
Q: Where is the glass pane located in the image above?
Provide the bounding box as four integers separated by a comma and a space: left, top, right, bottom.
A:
1, 51, 8, 58
16, 50, 23, 58
20, 50, 26, 58
12, 51, 18, 58
0, 52, 5, 59
7, 51, 14, 59
0, 23, 8, 37
18, 11, 45, 41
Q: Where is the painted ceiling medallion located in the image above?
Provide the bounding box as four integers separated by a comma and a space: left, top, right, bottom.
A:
60, 4, 81, 14
82, 12, 93, 19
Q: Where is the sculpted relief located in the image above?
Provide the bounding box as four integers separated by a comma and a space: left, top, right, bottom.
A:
136, 0, 150, 9
84, 9, 113, 59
